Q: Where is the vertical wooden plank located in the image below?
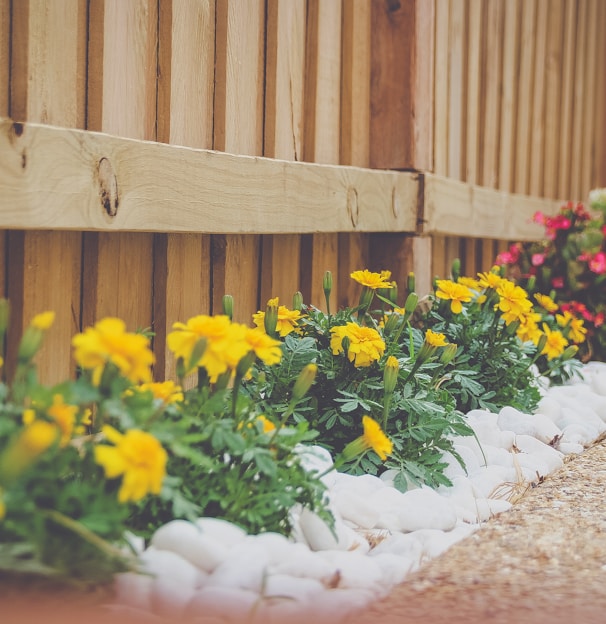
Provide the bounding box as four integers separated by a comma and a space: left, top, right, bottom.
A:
303, 0, 341, 310
557, 0, 577, 199
528, 0, 548, 197
213, 0, 264, 322
480, 0, 504, 189
154, 0, 214, 381
339, 0, 370, 307
592, 0, 606, 188
498, 0, 520, 193
369, 0, 434, 171
569, 0, 588, 201
0, 0, 9, 117
513, 0, 536, 195
85, 0, 157, 343
542, 0, 564, 199
261, 0, 305, 309
8, 0, 86, 384
580, 0, 599, 199
465, 0, 482, 185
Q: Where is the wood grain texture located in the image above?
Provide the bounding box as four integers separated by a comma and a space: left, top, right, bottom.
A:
261, 0, 305, 308
84, 0, 157, 337
0, 0, 9, 117
213, 0, 265, 322
423, 174, 561, 241
7, 0, 86, 384
155, 0, 215, 382
0, 118, 420, 234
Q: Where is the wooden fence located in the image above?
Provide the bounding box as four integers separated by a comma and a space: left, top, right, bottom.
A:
0, 0, 605, 385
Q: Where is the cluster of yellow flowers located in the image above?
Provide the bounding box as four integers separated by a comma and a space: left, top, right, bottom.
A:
435, 270, 585, 361
168, 314, 282, 381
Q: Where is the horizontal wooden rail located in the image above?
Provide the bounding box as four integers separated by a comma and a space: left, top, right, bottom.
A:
0, 118, 562, 241
423, 174, 562, 241
0, 118, 419, 235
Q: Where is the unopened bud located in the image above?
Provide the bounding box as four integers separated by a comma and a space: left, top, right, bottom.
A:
0, 299, 9, 335
404, 292, 419, 315
407, 272, 416, 294
264, 298, 279, 337
560, 345, 579, 361
188, 338, 207, 372
536, 333, 548, 355
383, 356, 399, 395
236, 350, 256, 377
451, 258, 461, 282
292, 363, 317, 400
440, 343, 458, 365
292, 291, 304, 312
222, 295, 234, 320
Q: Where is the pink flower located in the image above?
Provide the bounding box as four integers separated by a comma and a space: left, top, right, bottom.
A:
589, 252, 606, 274
601, 224, 606, 236
531, 253, 545, 267
578, 251, 591, 262
595, 312, 605, 328
532, 211, 547, 225
551, 276, 565, 289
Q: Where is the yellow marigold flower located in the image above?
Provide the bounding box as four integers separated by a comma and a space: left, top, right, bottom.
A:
245, 328, 283, 366
350, 270, 392, 290
435, 280, 473, 314
541, 324, 568, 360
477, 271, 504, 290
167, 315, 250, 382
555, 311, 587, 344
72, 318, 154, 386
137, 381, 184, 405
495, 280, 532, 318
253, 302, 304, 338
425, 329, 448, 347
534, 293, 558, 313
361, 416, 393, 460
256, 415, 276, 433
31, 311, 56, 330
46, 394, 80, 447
457, 276, 481, 291
516, 312, 542, 343
330, 323, 386, 367
94, 425, 167, 503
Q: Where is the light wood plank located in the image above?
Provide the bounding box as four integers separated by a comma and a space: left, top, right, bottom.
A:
528, 0, 548, 197
513, 0, 536, 195
303, 0, 341, 310
433, 0, 449, 176
580, 0, 599, 199
0, 0, 9, 117
498, 0, 520, 193
0, 118, 420, 234
340, 0, 371, 307
569, 0, 589, 201
465, 0, 482, 185
448, 0, 465, 181
155, 0, 215, 382
557, 0, 577, 199
423, 173, 562, 241
7, 0, 86, 384
261, 0, 306, 308
542, 0, 564, 199
213, 0, 265, 322
84, 0, 157, 338
480, 0, 504, 189
592, 0, 606, 188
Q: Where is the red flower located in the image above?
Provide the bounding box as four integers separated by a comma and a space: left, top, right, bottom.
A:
551, 276, 565, 289
589, 252, 606, 274
531, 253, 545, 267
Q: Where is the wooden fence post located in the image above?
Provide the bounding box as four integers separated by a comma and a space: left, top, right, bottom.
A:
84, 0, 157, 348
154, 0, 215, 383
7, 0, 87, 383
213, 0, 265, 323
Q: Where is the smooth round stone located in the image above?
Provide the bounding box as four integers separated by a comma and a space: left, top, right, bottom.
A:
140, 547, 201, 588
263, 573, 325, 601
185, 586, 259, 620
561, 422, 599, 446
498, 406, 563, 444
558, 441, 585, 454
468, 464, 517, 498
590, 367, 606, 396
205, 542, 270, 592
242, 531, 301, 565
296, 444, 335, 475
514, 434, 564, 473
536, 395, 562, 422
297, 507, 357, 551
151, 520, 230, 573
113, 571, 154, 612
317, 549, 384, 590
270, 547, 338, 582
473, 444, 514, 470
195, 516, 248, 547
450, 443, 483, 475
332, 488, 381, 529
370, 551, 417, 586
150, 576, 197, 619
368, 533, 424, 574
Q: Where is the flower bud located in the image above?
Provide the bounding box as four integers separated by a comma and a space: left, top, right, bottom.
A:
236, 350, 256, 378
535, 333, 548, 355
440, 343, 458, 365
292, 363, 317, 400
526, 276, 536, 293
0, 299, 9, 336
505, 319, 520, 336
292, 291, 304, 312
407, 272, 416, 294
383, 356, 399, 395
382, 311, 400, 335
188, 338, 207, 372
404, 292, 419, 315
388, 283, 398, 305
451, 258, 461, 281
222, 295, 234, 320
560, 345, 579, 361
264, 299, 279, 337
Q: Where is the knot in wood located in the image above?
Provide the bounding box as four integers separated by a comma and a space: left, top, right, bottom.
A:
97, 157, 119, 217
347, 186, 359, 228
